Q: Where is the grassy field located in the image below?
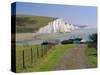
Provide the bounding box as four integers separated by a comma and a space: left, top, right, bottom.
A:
16, 14, 56, 33
85, 46, 97, 67
16, 44, 75, 73
16, 44, 50, 72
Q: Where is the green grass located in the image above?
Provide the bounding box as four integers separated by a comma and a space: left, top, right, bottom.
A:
16, 45, 48, 72
15, 14, 56, 33
27, 44, 75, 72
86, 47, 97, 67
16, 44, 75, 73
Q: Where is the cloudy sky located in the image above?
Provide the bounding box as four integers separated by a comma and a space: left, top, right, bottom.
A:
12, 2, 97, 28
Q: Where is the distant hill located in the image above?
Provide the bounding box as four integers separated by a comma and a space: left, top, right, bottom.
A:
15, 14, 56, 33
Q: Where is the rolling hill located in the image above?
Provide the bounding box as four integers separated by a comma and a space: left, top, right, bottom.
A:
16, 15, 56, 33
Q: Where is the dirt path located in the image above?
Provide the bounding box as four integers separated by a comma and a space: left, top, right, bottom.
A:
53, 44, 91, 70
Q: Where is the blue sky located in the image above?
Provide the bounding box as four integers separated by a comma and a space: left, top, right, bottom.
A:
14, 2, 97, 28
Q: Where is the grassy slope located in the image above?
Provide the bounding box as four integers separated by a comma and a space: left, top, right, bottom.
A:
33, 45, 74, 71
16, 45, 47, 72
86, 47, 97, 67
27, 44, 75, 72
16, 44, 75, 73
16, 14, 56, 33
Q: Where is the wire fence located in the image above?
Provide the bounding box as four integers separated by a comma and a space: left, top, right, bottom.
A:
16, 44, 55, 70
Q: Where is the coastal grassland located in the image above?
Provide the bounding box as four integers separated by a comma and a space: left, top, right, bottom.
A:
16, 14, 56, 33
16, 44, 75, 72
16, 44, 48, 72
85, 46, 97, 67
26, 44, 75, 72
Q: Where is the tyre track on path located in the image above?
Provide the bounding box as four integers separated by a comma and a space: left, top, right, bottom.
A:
53, 44, 91, 70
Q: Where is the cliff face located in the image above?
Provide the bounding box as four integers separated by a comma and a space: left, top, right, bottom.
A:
37, 18, 81, 33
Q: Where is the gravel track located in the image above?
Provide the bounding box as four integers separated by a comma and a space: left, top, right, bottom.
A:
53, 44, 91, 70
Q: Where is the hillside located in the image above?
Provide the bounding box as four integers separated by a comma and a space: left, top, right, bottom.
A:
16, 15, 56, 33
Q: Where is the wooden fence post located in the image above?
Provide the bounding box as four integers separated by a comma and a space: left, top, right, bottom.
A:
31, 48, 33, 64
37, 47, 39, 58
22, 50, 26, 69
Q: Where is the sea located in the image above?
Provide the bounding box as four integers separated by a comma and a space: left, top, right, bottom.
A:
16, 28, 97, 45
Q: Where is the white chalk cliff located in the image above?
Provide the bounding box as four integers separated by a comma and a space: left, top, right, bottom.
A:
37, 18, 81, 33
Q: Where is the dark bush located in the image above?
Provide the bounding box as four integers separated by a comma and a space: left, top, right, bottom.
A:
88, 33, 97, 49
61, 39, 73, 44
41, 42, 50, 45
89, 33, 97, 43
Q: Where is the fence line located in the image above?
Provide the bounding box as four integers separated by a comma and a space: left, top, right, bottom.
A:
31, 48, 33, 64
22, 50, 26, 69
21, 44, 55, 69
